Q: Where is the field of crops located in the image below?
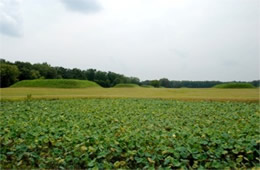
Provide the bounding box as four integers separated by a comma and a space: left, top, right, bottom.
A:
0, 98, 259, 169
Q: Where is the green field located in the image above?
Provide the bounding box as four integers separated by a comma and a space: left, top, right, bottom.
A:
0, 98, 259, 169
1, 87, 259, 168
0, 87, 259, 102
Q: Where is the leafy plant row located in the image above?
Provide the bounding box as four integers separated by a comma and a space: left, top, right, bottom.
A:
0, 99, 259, 169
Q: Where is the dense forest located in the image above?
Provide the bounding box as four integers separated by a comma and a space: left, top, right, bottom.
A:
0, 59, 259, 88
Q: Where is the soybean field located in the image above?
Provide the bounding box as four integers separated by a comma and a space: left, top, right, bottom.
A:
0, 98, 259, 169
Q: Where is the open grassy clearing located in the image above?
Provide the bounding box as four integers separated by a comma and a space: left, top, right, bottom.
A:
0, 87, 259, 102
1, 98, 259, 169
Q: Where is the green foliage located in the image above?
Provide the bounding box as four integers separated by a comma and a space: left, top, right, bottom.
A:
11, 79, 101, 88
150, 80, 160, 88
251, 80, 260, 87
14, 61, 41, 80
113, 83, 140, 88
33, 63, 57, 79
142, 80, 224, 88
159, 78, 171, 88
0, 63, 20, 87
0, 99, 259, 169
127, 77, 140, 85
214, 83, 255, 89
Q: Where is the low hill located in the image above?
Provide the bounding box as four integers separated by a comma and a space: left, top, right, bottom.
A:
141, 85, 154, 88
11, 79, 101, 88
113, 83, 140, 88
214, 83, 255, 89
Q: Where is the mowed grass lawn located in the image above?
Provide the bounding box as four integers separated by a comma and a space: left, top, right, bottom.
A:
0, 88, 259, 102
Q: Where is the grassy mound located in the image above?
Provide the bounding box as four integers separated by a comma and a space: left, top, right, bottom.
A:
141, 85, 154, 88
11, 79, 101, 88
113, 83, 140, 88
214, 83, 255, 89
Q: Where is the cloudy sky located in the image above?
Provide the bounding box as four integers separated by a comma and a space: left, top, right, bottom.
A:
0, 0, 259, 81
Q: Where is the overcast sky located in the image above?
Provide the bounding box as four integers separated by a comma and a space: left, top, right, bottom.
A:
0, 0, 259, 81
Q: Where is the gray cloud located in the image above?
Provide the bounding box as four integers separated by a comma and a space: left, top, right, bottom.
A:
0, 0, 22, 37
61, 0, 101, 13
1, 0, 259, 81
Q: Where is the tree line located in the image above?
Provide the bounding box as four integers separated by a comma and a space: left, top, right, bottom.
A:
0, 59, 140, 87
0, 59, 259, 88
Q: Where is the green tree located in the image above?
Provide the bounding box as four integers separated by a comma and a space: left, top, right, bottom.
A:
128, 77, 140, 85
150, 80, 160, 88
159, 78, 170, 88
33, 63, 57, 79
15, 61, 35, 80
0, 63, 20, 87
86, 69, 96, 81
107, 71, 118, 86
95, 71, 109, 87
71, 68, 85, 80
251, 80, 260, 87
30, 70, 41, 79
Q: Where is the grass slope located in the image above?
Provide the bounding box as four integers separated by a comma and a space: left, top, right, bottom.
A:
214, 83, 255, 89
141, 85, 154, 88
113, 83, 140, 88
11, 79, 100, 88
